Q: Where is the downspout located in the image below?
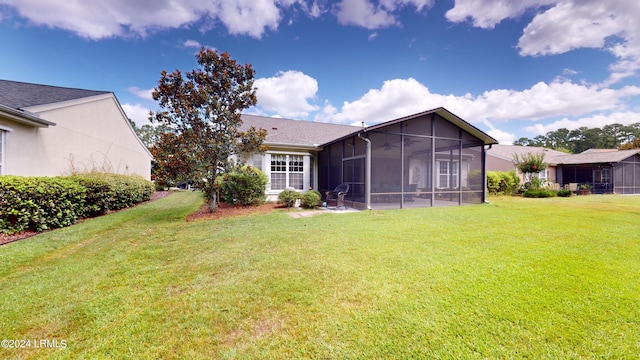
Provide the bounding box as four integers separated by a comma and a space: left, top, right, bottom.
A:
484, 144, 493, 203
358, 132, 372, 210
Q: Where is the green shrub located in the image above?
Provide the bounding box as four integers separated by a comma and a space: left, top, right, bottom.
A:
300, 190, 321, 209
487, 171, 520, 195
1, 173, 154, 234
65, 173, 154, 214
523, 189, 558, 198
217, 165, 267, 206
0, 176, 86, 234
65, 173, 113, 216
557, 189, 573, 197
278, 189, 300, 208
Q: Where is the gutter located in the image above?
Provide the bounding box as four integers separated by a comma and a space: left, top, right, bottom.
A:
357, 132, 372, 210
484, 144, 493, 203
0, 104, 56, 127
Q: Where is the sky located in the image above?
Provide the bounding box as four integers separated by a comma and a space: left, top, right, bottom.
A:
1, 0, 640, 144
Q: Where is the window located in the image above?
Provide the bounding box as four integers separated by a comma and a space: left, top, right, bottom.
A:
0, 130, 5, 175
270, 154, 305, 190
437, 161, 458, 189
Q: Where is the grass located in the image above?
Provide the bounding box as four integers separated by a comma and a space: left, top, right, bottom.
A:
1, 192, 639, 359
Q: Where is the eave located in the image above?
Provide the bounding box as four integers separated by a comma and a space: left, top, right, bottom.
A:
0, 103, 56, 128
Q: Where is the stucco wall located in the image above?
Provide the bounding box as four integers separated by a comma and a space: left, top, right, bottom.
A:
3, 94, 151, 179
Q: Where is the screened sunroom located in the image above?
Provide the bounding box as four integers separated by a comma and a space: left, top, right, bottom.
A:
318, 108, 498, 210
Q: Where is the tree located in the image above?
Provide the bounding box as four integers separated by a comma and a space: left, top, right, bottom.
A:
151, 47, 267, 211
513, 152, 547, 190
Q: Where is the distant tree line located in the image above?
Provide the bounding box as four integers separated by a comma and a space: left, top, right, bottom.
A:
514, 123, 640, 153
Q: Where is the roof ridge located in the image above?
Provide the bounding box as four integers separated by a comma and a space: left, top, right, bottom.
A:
0, 79, 109, 93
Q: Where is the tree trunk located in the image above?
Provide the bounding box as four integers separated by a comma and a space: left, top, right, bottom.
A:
208, 189, 217, 212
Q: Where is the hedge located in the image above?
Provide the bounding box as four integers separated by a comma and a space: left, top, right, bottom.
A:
0, 176, 86, 234
64, 173, 155, 216
0, 173, 154, 235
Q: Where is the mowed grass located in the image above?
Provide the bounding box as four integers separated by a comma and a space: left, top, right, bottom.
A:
1, 192, 639, 359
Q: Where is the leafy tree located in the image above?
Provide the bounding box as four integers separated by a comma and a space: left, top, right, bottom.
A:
514, 123, 640, 153
150, 47, 267, 211
513, 152, 547, 190
619, 138, 640, 150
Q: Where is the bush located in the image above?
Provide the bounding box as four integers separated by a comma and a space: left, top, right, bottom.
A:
216, 165, 267, 206
557, 189, 573, 197
523, 189, 557, 198
65, 173, 113, 216
0, 176, 86, 234
300, 190, 321, 209
65, 173, 154, 214
1, 173, 155, 234
278, 189, 300, 208
487, 171, 520, 195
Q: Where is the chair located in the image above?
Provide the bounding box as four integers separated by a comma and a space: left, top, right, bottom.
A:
403, 184, 418, 202
326, 184, 349, 209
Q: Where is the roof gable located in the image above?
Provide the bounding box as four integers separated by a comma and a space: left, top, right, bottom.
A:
0, 79, 110, 109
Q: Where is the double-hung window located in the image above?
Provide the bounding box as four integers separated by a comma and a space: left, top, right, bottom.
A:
437, 161, 458, 189
270, 154, 304, 190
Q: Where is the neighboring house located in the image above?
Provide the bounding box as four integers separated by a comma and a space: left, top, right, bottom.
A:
240, 107, 498, 210
0, 80, 152, 179
487, 144, 640, 194
487, 144, 567, 184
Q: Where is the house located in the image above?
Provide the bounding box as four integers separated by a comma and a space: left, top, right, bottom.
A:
0, 80, 152, 179
487, 144, 640, 194
487, 144, 568, 184
240, 107, 498, 210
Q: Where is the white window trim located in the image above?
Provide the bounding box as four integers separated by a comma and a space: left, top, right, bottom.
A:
265, 152, 311, 192
0, 129, 7, 175
436, 160, 459, 189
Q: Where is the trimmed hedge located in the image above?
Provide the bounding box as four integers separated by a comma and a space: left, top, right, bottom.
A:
0, 173, 154, 235
523, 189, 558, 198
0, 176, 86, 234
64, 173, 155, 216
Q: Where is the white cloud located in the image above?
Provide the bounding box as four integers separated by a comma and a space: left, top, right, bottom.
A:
335, 0, 397, 29
446, 0, 640, 84
183, 39, 202, 48
335, 0, 433, 29
127, 87, 155, 101
486, 128, 517, 145
445, 0, 555, 29
122, 103, 152, 126
217, 0, 281, 37
0, 0, 290, 39
319, 78, 640, 131
254, 70, 320, 117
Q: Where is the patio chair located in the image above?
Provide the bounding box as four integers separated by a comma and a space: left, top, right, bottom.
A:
326, 184, 349, 209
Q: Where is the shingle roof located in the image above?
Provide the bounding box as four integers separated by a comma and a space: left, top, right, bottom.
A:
488, 144, 640, 165
239, 114, 360, 147
0, 79, 110, 109
488, 144, 569, 163
552, 149, 640, 165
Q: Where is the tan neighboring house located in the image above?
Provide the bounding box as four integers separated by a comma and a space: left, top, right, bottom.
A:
487, 144, 640, 194
0, 80, 152, 179
487, 144, 568, 184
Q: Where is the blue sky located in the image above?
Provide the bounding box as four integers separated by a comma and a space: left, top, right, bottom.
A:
1, 0, 639, 144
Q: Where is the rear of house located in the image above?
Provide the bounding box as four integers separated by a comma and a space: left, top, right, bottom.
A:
241, 108, 498, 210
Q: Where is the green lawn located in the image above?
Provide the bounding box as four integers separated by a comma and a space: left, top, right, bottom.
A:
1, 192, 639, 359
